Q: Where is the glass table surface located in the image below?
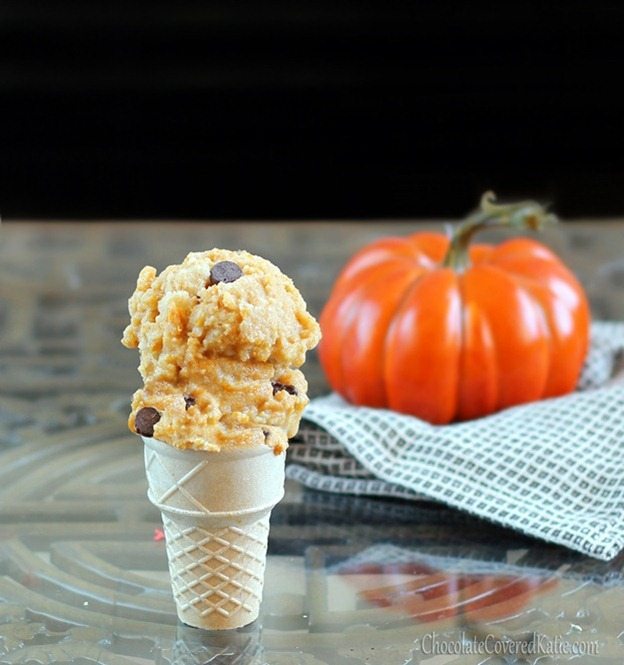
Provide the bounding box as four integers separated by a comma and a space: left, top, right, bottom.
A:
1, 221, 624, 664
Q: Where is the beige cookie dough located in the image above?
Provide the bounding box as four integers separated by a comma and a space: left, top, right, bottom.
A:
122, 249, 321, 452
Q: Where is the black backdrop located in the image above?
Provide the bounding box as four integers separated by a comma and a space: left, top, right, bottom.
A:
1, 1, 623, 219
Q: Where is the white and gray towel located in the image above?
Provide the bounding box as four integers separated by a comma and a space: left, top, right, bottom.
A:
287, 322, 624, 560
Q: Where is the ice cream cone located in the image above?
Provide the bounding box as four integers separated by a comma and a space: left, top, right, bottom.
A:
143, 436, 285, 630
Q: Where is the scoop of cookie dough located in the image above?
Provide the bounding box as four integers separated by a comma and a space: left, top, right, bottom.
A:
122, 249, 321, 451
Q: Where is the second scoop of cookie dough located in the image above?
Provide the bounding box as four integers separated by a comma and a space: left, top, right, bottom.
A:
122, 248, 321, 451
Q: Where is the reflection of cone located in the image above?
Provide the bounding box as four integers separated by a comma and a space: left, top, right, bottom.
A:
143, 437, 285, 630
172, 620, 264, 664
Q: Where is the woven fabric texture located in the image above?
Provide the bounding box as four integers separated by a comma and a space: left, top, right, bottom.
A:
287, 322, 624, 560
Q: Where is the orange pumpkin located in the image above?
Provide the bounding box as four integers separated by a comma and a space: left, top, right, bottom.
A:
319, 193, 590, 424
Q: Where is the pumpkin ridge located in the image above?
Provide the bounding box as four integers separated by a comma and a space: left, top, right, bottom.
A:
446, 270, 463, 422
342, 264, 422, 406
486, 249, 589, 396
384, 268, 461, 421
510, 272, 586, 397
319, 268, 385, 395
462, 264, 550, 412
381, 266, 434, 410
515, 280, 552, 399
335, 237, 423, 288
456, 273, 499, 421
456, 273, 467, 421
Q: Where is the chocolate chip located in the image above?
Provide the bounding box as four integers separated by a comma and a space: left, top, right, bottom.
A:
135, 407, 160, 437
271, 381, 297, 396
184, 395, 196, 410
263, 428, 270, 441
209, 261, 243, 285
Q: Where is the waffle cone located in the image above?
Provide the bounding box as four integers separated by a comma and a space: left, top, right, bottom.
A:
143, 437, 285, 630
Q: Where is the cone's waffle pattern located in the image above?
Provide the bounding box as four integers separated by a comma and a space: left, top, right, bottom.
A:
144, 439, 284, 515
145, 446, 213, 513
162, 512, 270, 625
143, 438, 285, 627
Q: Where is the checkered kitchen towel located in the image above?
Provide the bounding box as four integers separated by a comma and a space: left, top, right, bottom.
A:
287, 322, 624, 560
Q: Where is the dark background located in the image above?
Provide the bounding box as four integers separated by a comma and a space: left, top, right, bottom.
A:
1, 1, 623, 220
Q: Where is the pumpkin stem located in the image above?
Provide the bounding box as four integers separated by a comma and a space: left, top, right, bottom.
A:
442, 192, 556, 272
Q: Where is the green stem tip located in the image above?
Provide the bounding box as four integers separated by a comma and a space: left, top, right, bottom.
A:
442, 191, 557, 272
